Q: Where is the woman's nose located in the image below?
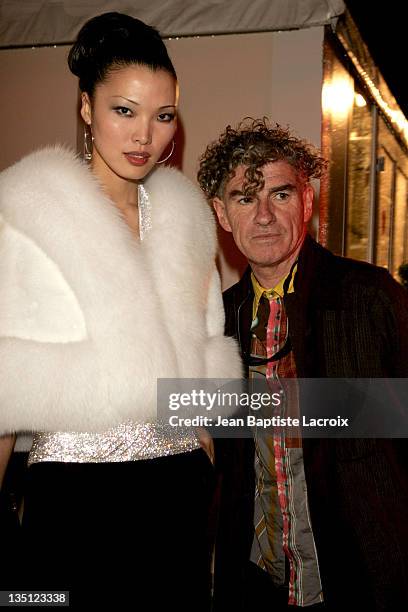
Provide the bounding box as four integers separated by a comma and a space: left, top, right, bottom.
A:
131, 120, 152, 145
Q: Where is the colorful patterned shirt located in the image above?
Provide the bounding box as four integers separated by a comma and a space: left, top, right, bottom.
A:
249, 269, 324, 607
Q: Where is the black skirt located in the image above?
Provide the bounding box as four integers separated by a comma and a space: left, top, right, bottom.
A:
19, 449, 215, 610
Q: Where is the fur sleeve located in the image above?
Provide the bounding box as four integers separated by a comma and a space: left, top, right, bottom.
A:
205, 268, 243, 379
0, 215, 87, 343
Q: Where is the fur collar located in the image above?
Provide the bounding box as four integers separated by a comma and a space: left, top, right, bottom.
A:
0, 147, 241, 434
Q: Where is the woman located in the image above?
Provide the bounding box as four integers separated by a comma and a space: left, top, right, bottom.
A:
0, 12, 241, 609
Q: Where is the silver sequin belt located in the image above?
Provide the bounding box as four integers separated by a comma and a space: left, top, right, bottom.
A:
28, 420, 200, 465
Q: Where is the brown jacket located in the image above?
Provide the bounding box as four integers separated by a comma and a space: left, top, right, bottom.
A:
214, 236, 408, 611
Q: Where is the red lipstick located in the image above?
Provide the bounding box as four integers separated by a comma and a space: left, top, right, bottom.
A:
124, 152, 151, 166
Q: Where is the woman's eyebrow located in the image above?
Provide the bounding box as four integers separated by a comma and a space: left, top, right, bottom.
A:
111, 95, 176, 110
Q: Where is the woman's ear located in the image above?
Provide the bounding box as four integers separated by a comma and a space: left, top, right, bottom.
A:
80, 92, 92, 126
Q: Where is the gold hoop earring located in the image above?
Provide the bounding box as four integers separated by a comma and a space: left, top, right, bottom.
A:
156, 139, 175, 165
84, 125, 93, 161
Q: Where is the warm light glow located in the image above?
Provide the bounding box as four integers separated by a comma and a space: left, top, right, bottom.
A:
337, 29, 408, 147
355, 93, 367, 107
322, 76, 354, 117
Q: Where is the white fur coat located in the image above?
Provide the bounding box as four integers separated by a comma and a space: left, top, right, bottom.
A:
0, 147, 241, 434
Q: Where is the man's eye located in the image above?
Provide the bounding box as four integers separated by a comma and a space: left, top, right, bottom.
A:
157, 112, 175, 122
238, 196, 254, 205
275, 192, 290, 201
114, 106, 132, 117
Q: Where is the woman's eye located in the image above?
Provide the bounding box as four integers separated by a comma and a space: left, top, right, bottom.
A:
114, 106, 132, 117
157, 112, 175, 122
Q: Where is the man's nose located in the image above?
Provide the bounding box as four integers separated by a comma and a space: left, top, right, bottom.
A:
131, 119, 152, 145
254, 197, 276, 225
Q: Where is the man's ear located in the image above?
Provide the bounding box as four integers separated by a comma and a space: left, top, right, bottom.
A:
80, 92, 92, 126
213, 197, 232, 232
303, 183, 314, 223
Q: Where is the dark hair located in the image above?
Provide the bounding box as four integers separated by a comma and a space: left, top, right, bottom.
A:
68, 12, 176, 96
197, 117, 327, 199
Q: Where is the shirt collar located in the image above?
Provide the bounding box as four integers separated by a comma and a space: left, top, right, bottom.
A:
251, 264, 297, 320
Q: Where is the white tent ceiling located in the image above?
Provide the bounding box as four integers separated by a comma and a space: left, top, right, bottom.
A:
0, 0, 345, 48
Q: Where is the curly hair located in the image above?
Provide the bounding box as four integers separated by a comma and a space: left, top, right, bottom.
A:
197, 117, 327, 199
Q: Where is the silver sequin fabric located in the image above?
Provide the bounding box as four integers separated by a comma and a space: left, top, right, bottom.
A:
138, 183, 152, 240
28, 421, 201, 466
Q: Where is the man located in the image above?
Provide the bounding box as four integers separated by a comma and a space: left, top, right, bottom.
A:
198, 119, 408, 611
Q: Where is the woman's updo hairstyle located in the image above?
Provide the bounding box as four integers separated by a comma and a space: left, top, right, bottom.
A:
68, 12, 177, 96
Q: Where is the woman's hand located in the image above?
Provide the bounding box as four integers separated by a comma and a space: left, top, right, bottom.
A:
0, 434, 16, 490
195, 427, 214, 465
